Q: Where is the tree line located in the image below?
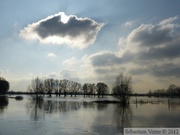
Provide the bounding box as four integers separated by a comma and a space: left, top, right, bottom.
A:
27, 77, 110, 100
0, 72, 134, 103
28, 72, 132, 102
148, 84, 180, 97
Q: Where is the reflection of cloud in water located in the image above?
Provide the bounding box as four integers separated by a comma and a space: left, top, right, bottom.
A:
153, 100, 180, 127
132, 99, 180, 127
91, 124, 122, 135
0, 96, 9, 114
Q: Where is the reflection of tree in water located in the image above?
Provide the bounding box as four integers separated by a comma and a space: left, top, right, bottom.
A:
82, 101, 95, 109
26, 100, 82, 120
0, 96, 9, 114
168, 100, 180, 110
82, 101, 108, 111
113, 101, 133, 129
96, 103, 108, 111
44, 100, 82, 113
26, 100, 45, 121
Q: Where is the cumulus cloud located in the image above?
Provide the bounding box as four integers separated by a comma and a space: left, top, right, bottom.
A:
118, 16, 180, 78
20, 12, 104, 49
84, 17, 180, 88
21, 16, 180, 91
62, 56, 98, 83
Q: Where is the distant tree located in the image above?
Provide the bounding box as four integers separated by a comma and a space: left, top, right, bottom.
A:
44, 78, 55, 97
112, 72, 132, 102
82, 83, 88, 97
167, 84, 180, 97
88, 83, 96, 96
69, 81, 81, 97
96, 82, 109, 97
147, 90, 152, 97
27, 77, 45, 100
74, 83, 81, 97
58, 80, 64, 97
82, 83, 96, 97
60, 79, 68, 97
54, 79, 59, 97
167, 84, 177, 94
0, 77, 10, 95
153, 89, 166, 97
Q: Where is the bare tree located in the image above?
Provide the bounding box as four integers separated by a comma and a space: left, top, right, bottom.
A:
27, 77, 45, 100
82, 83, 88, 97
60, 79, 68, 97
167, 84, 180, 97
69, 81, 81, 97
54, 79, 59, 97
82, 83, 96, 97
89, 83, 96, 97
44, 78, 55, 97
58, 80, 64, 97
112, 72, 132, 102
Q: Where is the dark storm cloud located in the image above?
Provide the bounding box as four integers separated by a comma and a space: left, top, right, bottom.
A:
20, 12, 104, 48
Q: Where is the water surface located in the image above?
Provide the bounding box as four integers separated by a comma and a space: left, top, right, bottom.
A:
0, 96, 180, 135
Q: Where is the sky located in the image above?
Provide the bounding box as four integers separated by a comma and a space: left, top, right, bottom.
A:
1, 0, 180, 93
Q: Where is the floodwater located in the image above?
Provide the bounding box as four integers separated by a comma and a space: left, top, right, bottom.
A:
0, 95, 180, 135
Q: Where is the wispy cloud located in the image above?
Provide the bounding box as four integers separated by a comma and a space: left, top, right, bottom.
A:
47, 53, 56, 58
123, 21, 134, 27
20, 12, 104, 49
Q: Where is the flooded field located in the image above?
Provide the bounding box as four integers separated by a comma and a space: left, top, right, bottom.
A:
0, 96, 180, 135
